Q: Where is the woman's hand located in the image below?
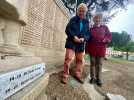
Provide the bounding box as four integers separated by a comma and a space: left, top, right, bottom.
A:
74, 36, 84, 43
74, 36, 81, 43
80, 38, 84, 43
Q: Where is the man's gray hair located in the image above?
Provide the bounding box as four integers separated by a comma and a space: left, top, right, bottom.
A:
93, 13, 103, 18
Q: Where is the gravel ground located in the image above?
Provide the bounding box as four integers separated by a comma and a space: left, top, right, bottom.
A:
36, 66, 91, 100
36, 59, 134, 100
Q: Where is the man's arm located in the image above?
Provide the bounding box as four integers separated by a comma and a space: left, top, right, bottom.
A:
103, 26, 112, 43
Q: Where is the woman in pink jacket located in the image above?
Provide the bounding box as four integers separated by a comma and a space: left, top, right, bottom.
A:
86, 14, 112, 87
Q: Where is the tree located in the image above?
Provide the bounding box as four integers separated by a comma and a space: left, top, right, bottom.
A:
108, 32, 121, 48
127, 42, 134, 52
61, 0, 131, 20
121, 41, 134, 60
109, 31, 134, 60
61, 0, 134, 24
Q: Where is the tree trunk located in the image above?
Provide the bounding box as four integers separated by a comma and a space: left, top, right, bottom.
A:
126, 51, 129, 60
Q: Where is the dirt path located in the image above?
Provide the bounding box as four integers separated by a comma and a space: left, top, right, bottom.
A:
95, 60, 134, 100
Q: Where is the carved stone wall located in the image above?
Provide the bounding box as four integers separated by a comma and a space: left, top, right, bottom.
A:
20, 0, 69, 51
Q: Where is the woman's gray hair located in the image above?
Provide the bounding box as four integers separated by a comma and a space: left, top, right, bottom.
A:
77, 3, 88, 13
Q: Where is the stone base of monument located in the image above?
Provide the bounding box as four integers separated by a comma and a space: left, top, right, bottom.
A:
0, 45, 34, 60
7, 74, 49, 100
0, 56, 49, 100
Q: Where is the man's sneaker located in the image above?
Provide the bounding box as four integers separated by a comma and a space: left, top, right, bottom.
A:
89, 78, 95, 84
96, 79, 102, 87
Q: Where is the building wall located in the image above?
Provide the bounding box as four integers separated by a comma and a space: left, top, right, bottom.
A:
19, 0, 69, 69
20, 0, 68, 50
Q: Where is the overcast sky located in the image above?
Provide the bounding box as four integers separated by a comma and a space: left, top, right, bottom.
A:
108, 4, 134, 39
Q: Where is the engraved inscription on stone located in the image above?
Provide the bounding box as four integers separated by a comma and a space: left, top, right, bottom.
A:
0, 63, 45, 100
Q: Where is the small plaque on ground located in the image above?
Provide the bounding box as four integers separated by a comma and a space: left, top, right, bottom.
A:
107, 93, 126, 100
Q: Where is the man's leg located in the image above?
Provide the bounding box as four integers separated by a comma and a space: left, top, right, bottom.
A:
62, 49, 75, 83
95, 57, 103, 86
89, 56, 96, 83
75, 52, 84, 83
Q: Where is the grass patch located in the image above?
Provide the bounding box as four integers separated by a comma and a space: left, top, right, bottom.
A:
108, 57, 134, 64
84, 54, 90, 60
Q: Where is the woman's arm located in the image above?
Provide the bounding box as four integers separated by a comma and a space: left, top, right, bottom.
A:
65, 17, 76, 40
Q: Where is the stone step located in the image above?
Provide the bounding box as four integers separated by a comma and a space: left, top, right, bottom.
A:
7, 73, 49, 100
0, 56, 42, 74
0, 56, 49, 100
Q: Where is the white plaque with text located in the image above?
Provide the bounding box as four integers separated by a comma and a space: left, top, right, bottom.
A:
0, 63, 45, 100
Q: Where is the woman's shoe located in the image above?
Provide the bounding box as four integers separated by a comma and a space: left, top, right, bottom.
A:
61, 77, 68, 84
73, 75, 84, 84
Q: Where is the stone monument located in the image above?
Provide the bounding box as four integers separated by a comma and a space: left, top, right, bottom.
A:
0, 0, 70, 99
0, 0, 31, 58
0, 0, 47, 99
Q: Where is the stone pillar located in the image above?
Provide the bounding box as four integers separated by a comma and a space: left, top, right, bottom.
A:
0, 0, 32, 57
0, 18, 5, 45
0, 18, 22, 54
